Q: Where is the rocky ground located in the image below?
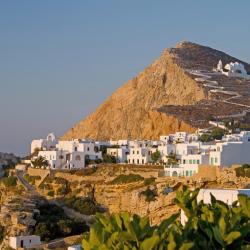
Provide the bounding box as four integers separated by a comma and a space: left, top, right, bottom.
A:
0, 164, 249, 249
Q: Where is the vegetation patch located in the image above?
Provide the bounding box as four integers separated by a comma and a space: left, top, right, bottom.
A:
61, 196, 102, 215
110, 174, 144, 185
2, 176, 17, 187
82, 186, 250, 249
144, 177, 156, 186
235, 164, 250, 178
24, 174, 41, 185
34, 203, 89, 242
199, 128, 225, 142
140, 187, 158, 202
0, 224, 5, 243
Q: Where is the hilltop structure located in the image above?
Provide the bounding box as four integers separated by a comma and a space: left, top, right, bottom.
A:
215, 60, 250, 79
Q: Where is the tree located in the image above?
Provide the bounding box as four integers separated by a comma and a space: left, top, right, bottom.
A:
102, 154, 117, 163
211, 127, 225, 140
31, 156, 49, 168
199, 133, 212, 142
151, 150, 161, 163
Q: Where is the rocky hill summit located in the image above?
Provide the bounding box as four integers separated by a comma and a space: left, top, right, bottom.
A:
63, 41, 250, 140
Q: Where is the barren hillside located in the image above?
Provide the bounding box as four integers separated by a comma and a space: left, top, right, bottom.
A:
63, 41, 250, 140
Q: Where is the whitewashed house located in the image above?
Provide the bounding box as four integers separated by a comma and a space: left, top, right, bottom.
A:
209, 131, 250, 166
181, 189, 250, 225
31, 136, 102, 170
106, 147, 129, 163
9, 235, 41, 249
31, 133, 57, 153
127, 146, 152, 165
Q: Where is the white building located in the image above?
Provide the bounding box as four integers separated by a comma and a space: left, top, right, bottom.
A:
31, 133, 57, 154
181, 189, 250, 225
127, 146, 152, 165
31, 136, 102, 170
107, 147, 129, 163
209, 131, 250, 166
216, 60, 250, 80
9, 235, 41, 249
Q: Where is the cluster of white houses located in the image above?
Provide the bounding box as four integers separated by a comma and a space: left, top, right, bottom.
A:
30, 130, 250, 177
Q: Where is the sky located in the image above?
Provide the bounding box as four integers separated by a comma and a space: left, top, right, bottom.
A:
0, 1, 250, 156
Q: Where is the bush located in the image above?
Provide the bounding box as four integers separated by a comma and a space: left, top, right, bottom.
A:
103, 154, 117, 163
235, 164, 250, 178
200, 128, 225, 142
0, 224, 4, 243
82, 186, 250, 249
62, 196, 101, 215
34, 204, 89, 242
110, 174, 144, 185
24, 174, 41, 185
47, 190, 54, 197
151, 150, 161, 163
144, 177, 156, 186
140, 187, 158, 202
2, 176, 17, 187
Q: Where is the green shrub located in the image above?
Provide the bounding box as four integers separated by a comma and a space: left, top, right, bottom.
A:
140, 187, 158, 202
103, 154, 117, 163
2, 176, 17, 187
34, 203, 89, 242
235, 164, 250, 178
110, 174, 144, 185
151, 150, 161, 163
0, 224, 4, 243
144, 177, 156, 186
82, 186, 250, 249
62, 196, 101, 215
24, 174, 41, 185
47, 190, 54, 197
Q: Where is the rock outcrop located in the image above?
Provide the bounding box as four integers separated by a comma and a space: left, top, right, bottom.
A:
63, 41, 250, 140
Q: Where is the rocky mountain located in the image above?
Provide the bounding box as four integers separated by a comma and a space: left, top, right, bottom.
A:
63, 41, 250, 140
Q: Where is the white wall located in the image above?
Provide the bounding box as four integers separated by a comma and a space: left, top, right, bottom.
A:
9, 235, 41, 249
181, 189, 250, 225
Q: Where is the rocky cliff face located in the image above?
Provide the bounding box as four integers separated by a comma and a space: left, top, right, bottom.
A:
63, 41, 250, 140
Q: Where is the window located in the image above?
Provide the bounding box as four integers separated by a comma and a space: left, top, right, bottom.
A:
142, 159, 144, 164
189, 159, 192, 164
75, 155, 81, 161
133, 150, 135, 154
214, 157, 218, 163
87, 147, 89, 151
186, 171, 189, 176
137, 151, 139, 154
211, 157, 214, 165
75, 147, 77, 151
137, 159, 139, 164
183, 159, 186, 164
132, 159, 135, 164
192, 159, 196, 164
197, 160, 200, 164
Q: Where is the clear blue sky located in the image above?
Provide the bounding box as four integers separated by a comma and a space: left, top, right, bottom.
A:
0, 1, 250, 156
